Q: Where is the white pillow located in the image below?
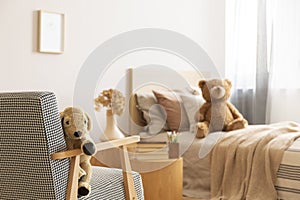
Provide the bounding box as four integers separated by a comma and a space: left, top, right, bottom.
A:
180, 93, 204, 133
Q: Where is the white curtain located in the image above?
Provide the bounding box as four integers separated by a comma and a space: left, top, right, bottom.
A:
266, 0, 300, 123
226, 0, 300, 124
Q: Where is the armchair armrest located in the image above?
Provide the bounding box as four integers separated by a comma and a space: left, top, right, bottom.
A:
51, 149, 82, 160
51, 136, 140, 160
96, 135, 140, 152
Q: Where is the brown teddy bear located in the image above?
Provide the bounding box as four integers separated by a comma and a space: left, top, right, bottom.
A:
196, 79, 248, 138
60, 107, 96, 197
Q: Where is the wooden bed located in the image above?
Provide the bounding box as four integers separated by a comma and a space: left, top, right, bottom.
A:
127, 66, 300, 200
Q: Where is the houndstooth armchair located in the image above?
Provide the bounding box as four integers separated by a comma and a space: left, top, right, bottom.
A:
0, 91, 144, 200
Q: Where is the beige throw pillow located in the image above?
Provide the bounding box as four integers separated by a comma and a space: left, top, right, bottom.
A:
153, 90, 189, 131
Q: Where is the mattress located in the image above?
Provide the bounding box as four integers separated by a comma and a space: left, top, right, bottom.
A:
139, 128, 300, 200
276, 139, 300, 199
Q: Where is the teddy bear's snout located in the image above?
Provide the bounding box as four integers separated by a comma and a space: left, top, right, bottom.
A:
74, 131, 82, 138
211, 86, 226, 99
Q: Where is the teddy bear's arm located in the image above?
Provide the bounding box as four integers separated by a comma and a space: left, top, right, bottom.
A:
227, 102, 244, 119
199, 102, 210, 122
80, 138, 96, 156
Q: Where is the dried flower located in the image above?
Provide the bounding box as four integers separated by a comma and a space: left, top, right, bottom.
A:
94, 89, 125, 116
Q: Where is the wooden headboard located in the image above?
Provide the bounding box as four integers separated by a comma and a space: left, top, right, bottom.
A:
127, 65, 209, 134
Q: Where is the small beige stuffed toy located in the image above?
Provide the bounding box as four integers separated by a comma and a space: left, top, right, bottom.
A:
196, 79, 248, 138
60, 107, 96, 197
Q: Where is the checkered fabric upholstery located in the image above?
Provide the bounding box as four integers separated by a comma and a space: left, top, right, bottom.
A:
0, 91, 144, 200
0, 92, 69, 199
85, 167, 144, 200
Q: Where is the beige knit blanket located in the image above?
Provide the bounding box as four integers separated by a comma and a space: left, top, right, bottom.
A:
210, 122, 300, 200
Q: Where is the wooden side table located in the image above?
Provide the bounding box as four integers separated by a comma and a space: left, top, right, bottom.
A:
133, 158, 183, 200
91, 156, 183, 200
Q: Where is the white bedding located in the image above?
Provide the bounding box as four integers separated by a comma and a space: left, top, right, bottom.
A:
140, 125, 300, 200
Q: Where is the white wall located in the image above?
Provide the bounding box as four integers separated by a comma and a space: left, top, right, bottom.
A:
0, 0, 224, 138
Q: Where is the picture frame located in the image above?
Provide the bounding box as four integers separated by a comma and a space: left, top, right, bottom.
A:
38, 10, 64, 54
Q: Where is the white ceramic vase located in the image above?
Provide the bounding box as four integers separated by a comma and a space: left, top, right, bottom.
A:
100, 109, 125, 141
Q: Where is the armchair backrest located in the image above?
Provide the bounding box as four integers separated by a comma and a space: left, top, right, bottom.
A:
0, 92, 69, 199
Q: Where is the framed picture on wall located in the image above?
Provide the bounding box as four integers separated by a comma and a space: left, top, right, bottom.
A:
38, 10, 64, 54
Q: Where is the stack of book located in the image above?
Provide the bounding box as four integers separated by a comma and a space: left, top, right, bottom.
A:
129, 141, 168, 160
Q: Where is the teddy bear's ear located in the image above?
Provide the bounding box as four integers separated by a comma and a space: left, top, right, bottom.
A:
85, 112, 92, 131
198, 80, 206, 89
224, 79, 232, 88
59, 112, 64, 119
59, 112, 65, 127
